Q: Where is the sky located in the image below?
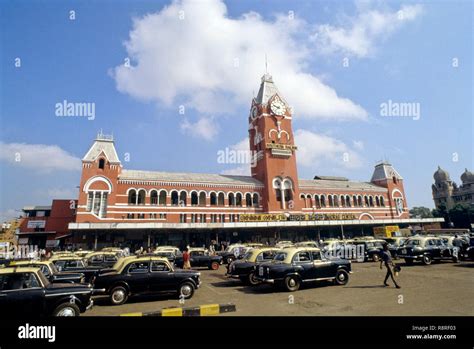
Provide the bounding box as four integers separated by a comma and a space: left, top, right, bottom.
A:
0, 0, 472, 222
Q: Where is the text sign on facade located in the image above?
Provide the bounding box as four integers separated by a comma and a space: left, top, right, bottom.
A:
239, 213, 357, 222
27, 220, 46, 229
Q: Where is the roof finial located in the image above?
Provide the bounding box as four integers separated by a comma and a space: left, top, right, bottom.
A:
265, 54, 268, 74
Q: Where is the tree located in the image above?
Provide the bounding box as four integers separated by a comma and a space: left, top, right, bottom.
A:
409, 206, 434, 218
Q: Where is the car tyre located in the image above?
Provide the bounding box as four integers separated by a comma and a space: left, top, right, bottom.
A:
110, 286, 128, 305
334, 269, 349, 285
372, 254, 380, 262
284, 275, 300, 292
248, 271, 260, 286
209, 261, 220, 270
52, 303, 80, 317
178, 282, 195, 299
422, 255, 432, 265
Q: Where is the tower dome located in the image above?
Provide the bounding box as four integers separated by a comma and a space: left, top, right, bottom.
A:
433, 166, 450, 182
460, 168, 474, 183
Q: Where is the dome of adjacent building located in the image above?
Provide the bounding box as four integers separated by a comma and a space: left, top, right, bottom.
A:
433, 166, 450, 182
461, 168, 474, 183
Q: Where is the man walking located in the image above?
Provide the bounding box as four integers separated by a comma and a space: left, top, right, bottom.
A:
380, 244, 401, 289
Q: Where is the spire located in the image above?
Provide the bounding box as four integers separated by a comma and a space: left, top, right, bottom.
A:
83, 132, 120, 163
254, 73, 288, 106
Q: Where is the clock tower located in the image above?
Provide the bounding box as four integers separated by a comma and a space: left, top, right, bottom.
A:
248, 73, 302, 212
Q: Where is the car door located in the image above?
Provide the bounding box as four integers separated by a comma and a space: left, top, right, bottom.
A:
311, 251, 334, 278
124, 261, 151, 294
104, 255, 118, 267
149, 261, 175, 292
0, 272, 45, 316
292, 251, 314, 279
190, 251, 205, 267
427, 239, 440, 258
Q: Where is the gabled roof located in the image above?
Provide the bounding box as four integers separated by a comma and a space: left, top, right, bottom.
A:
254, 73, 288, 106
82, 136, 120, 164
299, 179, 387, 192
371, 162, 403, 182
119, 170, 264, 187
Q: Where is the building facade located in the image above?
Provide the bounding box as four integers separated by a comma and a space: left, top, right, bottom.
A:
69, 73, 429, 249
432, 166, 474, 210
17, 200, 77, 249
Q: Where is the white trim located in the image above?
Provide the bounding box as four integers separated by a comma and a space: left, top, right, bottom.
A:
83, 176, 113, 193
358, 213, 375, 220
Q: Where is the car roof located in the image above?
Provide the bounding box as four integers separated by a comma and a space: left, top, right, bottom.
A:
10, 260, 50, 266
85, 251, 118, 257
113, 256, 169, 273
49, 255, 83, 261
0, 266, 40, 275
189, 247, 207, 251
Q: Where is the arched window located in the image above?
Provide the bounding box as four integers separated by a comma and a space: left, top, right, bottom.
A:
191, 192, 198, 206
393, 176, 398, 184
320, 195, 326, 207
282, 179, 293, 203
246, 193, 252, 207
375, 196, 380, 206
273, 178, 282, 202
252, 193, 259, 207
236, 193, 242, 207
199, 192, 206, 206
171, 191, 179, 206
150, 191, 158, 205
358, 196, 363, 207
159, 190, 167, 205
218, 192, 225, 206
380, 196, 385, 207
179, 191, 187, 206
352, 195, 357, 207
211, 192, 217, 206
315, 195, 321, 209
369, 196, 374, 207
137, 190, 146, 205
346, 195, 351, 207
128, 189, 137, 205
340, 195, 346, 208
364, 196, 369, 207
328, 195, 334, 207
306, 194, 312, 208
228, 193, 236, 206
98, 158, 105, 169
334, 195, 339, 207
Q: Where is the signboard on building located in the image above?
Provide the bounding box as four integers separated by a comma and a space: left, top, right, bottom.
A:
239, 213, 357, 223
27, 220, 46, 229
373, 225, 400, 238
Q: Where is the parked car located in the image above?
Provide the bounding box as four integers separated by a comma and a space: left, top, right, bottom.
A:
351, 239, 387, 262
154, 246, 181, 255
153, 251, 179, 264
93, 256, 201, 305
84, 251, 123, 268
397, 237, 458, 265
74, 250, 94, 258
382, 237, 407, 259
49, 256, 107, 283
275, 240, 294, 249
216, 244, 248, 264
9, 260, 85, 284
0, 266, 94, 317
295, 241, 319, 248
255, 247, 352, 291
175, 248, 222, 270
226, 248, 280, 285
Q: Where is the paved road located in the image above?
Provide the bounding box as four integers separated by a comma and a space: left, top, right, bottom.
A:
85, 260, 474, 316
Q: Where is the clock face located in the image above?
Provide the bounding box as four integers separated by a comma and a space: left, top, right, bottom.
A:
251, 106, 258, 120
270, 98, 286, 116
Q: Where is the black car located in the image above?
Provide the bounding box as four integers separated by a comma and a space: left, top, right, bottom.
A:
256, 247, 352, 291
10, 260, 85, 284
226, 248, 280, 285
51, 257, 109, 283
93, 256, 201, 305
351, 239, 387, 262
0, 267, 94, 317
397, 237, 457, 265
216, 245, 248, 264
383, 237, 408, 259
175, 248, 222, 270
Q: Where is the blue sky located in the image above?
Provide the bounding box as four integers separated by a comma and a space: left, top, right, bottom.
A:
0, 0, 472, 221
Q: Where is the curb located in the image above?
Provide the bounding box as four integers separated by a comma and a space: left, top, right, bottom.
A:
120, 303, 236, 317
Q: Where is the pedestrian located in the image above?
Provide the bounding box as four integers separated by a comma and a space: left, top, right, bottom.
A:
380, 244, 401, 288
183, 248, 191, 269
452, 235, 463, 260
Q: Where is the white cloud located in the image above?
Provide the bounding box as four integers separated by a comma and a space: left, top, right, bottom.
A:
294, 129, 364, 169
180, 117, 219, 141
221, 165, 250, 176
0, 142, 81, 173
112, 0, 367, 121
312, 4, 423, 57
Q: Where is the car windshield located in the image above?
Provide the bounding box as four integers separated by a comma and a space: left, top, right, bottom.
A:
243, 251, 253, 260
405, 239, 421, 246
273, 252, 287, 261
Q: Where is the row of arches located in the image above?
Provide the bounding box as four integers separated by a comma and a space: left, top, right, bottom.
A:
300, 193, 386, 209
127, 189, 260, 207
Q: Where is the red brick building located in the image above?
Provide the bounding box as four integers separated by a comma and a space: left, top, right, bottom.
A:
17, 200, 77, 249
69, 74, 437, 249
